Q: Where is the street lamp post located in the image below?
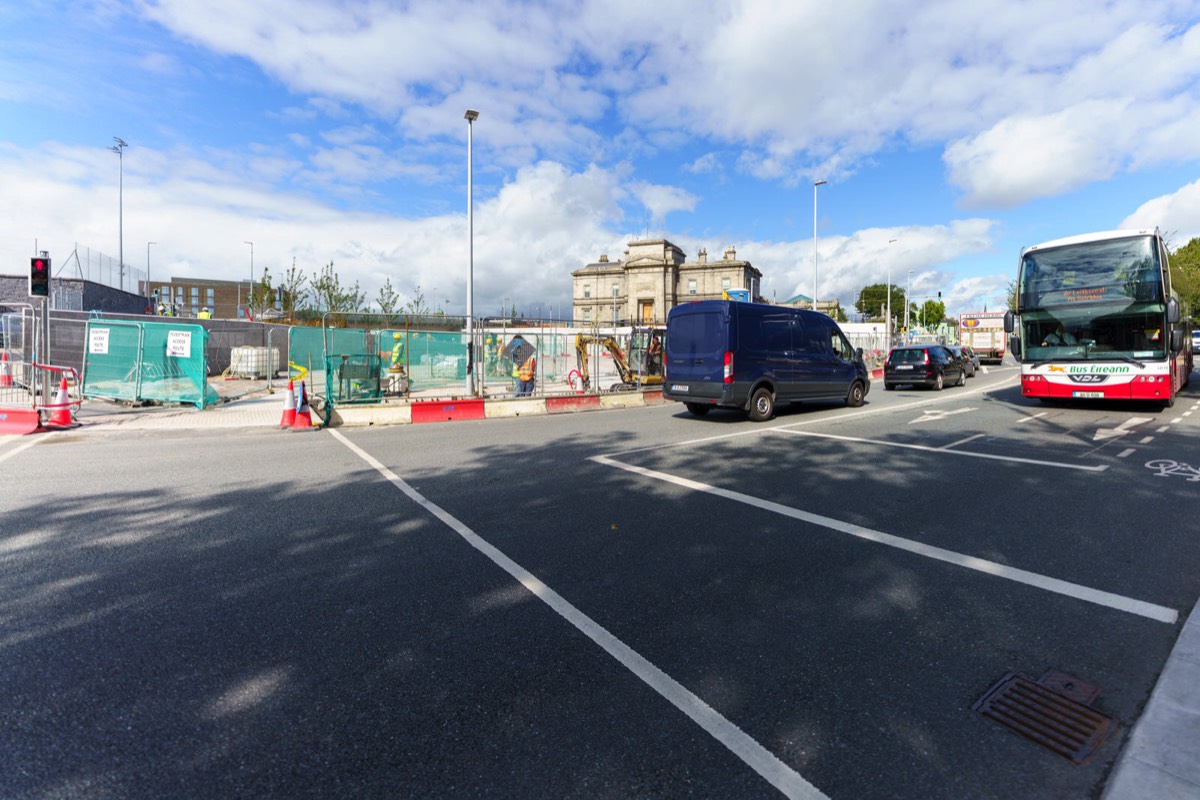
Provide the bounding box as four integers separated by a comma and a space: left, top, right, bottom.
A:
244, 241, 254, 317
887, 239, 897, 345
146, 242, 156, 309
109, 137, 128, 290
905, 269, 912, 332
464, 109, 479, 396
813, 179, 827, 313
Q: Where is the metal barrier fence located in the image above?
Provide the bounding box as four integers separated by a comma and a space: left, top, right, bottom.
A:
304, 314, 666, 421
81, 319, 218, 409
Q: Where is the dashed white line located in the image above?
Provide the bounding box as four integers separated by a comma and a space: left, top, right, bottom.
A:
940, 433, 985, 450
591, 454, 1176, 625
330, 429, 828, 800
1117, 448, 1136, 458
1139, 437, 1155, 444
1016, 412, 1049, 423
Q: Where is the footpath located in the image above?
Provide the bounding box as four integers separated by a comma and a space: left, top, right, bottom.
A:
37, 376, 1200, 798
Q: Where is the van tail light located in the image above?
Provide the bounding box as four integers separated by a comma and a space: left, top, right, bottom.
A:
723, 351, 733, 383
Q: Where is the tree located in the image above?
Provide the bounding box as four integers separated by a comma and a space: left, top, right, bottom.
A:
919, 299, 946, 327
311, 260, 358, 313
855, 283, 906, 321
377, 277, 399, 315
403, 284, 430, 316
1170, 237, 1200, 318
279, 259, 309, 317
1006, 279, 1017, 311
247, 267, 276, 318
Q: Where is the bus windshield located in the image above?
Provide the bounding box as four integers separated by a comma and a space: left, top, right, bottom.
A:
1018, 234, 1169, 363
1019, 235, 1162, 308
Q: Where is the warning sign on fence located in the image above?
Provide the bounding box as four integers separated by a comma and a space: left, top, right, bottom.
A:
166, 330, 192, 358
89, 328, 109, 355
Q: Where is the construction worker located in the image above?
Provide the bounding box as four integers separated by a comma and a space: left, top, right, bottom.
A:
197, 307, 212, 319
516, 352, 536, 397
391, 332, 406, 369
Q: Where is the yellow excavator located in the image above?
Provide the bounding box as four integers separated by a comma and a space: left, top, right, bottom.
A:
574, 332, 664, 392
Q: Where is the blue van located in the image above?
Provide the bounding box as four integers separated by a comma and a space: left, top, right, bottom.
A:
663, 300, 870, 420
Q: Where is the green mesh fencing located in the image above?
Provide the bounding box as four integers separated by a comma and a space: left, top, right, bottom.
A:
82, 320, 218, 408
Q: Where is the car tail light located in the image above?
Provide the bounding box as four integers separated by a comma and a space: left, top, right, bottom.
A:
723, 351, 733, 383
923, 349, 930, 364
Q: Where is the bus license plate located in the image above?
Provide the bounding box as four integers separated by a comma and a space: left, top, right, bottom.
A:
1073, 391, 1104, 398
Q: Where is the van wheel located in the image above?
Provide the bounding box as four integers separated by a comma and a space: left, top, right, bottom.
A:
748, 387, 775, 421
845, 380, 866, 408
685, 403, 711, 417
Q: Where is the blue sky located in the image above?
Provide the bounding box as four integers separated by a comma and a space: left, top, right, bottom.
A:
4, 0, 1200, 320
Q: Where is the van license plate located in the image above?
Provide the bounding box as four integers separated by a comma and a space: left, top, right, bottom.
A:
670, 384, 688, 392
1073, 391, 1104, 398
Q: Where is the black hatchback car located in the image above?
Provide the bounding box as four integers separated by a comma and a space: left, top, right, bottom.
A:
884, 344, 967, 391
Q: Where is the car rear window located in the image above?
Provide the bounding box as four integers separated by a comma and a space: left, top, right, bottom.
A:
890, 348, 925, 364
667, 311, 725, 356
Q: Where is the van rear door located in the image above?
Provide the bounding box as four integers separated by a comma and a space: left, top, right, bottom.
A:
664, 304, 730, 401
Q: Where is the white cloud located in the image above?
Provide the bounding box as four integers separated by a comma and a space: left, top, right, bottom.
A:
1121, 178, 1200, 247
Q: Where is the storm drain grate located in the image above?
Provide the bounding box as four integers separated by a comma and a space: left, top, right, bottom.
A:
973, 672, 1117, 764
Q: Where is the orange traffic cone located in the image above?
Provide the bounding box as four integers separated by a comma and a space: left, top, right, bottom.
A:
0, 352, 11, 388
46, 375, 74, 428
279, 379, 296, 428
292, 380, 314, 430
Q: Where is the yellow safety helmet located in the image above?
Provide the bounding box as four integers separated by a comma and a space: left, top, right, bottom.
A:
393, 332, 403, 339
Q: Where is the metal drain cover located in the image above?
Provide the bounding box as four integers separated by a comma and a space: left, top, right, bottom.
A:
973, 672, 1117, 764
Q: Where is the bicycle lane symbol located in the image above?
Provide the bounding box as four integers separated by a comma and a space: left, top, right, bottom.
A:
1145, 460, 1200, 482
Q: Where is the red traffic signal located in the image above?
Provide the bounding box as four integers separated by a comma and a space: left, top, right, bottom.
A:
30, 257, 51, 297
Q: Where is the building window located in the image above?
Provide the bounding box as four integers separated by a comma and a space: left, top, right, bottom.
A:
583, 308, 591, 321
584, 285, 591, 299
722, 277, 731, 291
688, 279, 697, 295
206, 289, 215, 304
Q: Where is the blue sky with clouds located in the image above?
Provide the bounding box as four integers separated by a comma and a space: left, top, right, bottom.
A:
4, 0, 1200, 319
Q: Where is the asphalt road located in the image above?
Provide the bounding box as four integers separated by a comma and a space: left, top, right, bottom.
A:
2, 363, 1198, 798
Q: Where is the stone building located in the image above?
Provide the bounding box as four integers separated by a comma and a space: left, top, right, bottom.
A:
571, 239, 762, 326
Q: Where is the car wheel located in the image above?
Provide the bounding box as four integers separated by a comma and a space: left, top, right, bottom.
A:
845, 380, 865, 408
684, 402, 711, 417
956, 369, 965, 387
884, 382, 895, 391
933, 371, 944, 391
748, 387, 775, 421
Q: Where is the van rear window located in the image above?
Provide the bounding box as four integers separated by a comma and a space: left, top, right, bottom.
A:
668, 312, 725, 354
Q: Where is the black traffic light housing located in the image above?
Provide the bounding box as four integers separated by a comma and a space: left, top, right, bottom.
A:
29, 256, 50, 297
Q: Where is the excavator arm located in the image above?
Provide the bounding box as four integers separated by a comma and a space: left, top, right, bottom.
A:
575, 333, 662, 390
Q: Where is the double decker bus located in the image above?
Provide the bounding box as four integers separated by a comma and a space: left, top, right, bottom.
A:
1004, 228, 1193, 407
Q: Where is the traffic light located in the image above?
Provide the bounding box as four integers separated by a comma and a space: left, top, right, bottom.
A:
29, 256, 50, 297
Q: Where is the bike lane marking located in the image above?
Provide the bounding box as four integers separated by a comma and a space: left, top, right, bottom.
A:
329, 428, 828, 800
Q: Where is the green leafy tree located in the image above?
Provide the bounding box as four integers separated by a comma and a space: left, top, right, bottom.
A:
855, 283, 907, 321
1170, 237, 1200, 318
1006, 279, 1018, 311
311, 260, 358, 313
919, 299, 946, 327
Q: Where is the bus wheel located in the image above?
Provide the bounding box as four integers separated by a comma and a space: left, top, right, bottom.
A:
845, 381, 866, 408
748, 387, 775, 421
1162, 393, 1175, 409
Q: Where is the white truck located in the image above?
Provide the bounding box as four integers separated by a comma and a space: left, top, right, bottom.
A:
959, 311, 1007, 363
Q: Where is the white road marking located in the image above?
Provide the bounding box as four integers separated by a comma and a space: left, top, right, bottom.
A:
1016, 412, 1048, 423
940, 434, 984, 450
1094, 416, 1153, 442
1139, 437, 1154, 444
1157, 426, 1171, 433
1117, 448, 1136, 458
770, 428, 1108, 472
591, 454, 1176, 625
329, 430, 828, 800
0, 437, 41, 464
909, 407, 976, 424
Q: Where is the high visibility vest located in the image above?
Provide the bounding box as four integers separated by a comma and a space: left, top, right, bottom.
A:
391, 340, 405, 365
518, 355, 536, 381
